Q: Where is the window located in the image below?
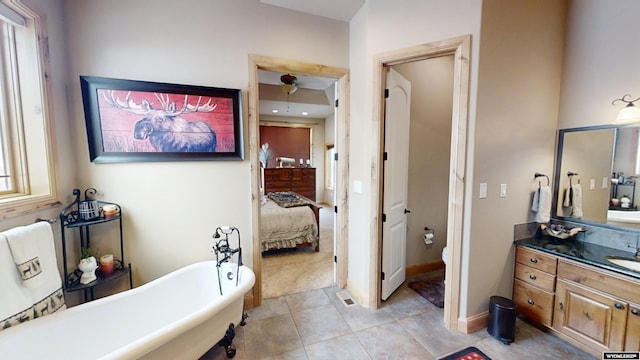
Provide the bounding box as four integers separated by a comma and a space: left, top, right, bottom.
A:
325, 144, 335, 190
0, 2, 57, 217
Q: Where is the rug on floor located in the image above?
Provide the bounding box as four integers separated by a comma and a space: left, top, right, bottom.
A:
439, 346, 492, 360
408, 277, 445, 308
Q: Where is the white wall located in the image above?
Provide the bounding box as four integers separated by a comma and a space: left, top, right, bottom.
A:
348, 0, 483, 307
559, 0, 640, 129
62, 0, 349, 285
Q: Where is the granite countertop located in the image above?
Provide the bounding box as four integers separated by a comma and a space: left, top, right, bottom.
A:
515, 237, 640, 280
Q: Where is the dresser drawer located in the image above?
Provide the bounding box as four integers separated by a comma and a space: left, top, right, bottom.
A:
516, 246, 557, 274
513, 279, 554, 327
515, 263, 556, 292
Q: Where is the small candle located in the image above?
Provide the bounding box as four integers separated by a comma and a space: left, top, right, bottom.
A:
100, 254, 114, 275
306, 159, 310, 167
103, 204, 117, 218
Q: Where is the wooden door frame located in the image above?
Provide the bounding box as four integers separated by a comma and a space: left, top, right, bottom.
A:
248, 55, 350, 307
371, 36, 470, 331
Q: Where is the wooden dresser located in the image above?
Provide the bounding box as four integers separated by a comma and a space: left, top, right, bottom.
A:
263, 168, 316, 200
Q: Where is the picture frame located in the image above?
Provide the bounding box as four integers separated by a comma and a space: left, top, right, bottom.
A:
80, 76, 243, 163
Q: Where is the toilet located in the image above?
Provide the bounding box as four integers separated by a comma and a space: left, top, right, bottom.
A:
442, 246, 447, 285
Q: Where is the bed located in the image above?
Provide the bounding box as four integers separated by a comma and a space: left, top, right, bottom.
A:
260, 192, 320, 252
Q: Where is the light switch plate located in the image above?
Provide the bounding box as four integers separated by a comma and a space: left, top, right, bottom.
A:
602, 177, 608, 189
589, 179, 596, 190
500, 183, 507, 197
479, 183, 487, 199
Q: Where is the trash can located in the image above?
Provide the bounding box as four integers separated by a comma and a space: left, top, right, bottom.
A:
487, 296, 517, 344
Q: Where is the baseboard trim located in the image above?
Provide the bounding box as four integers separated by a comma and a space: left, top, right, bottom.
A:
458, 310, 488, 334
406, 260, 444, 277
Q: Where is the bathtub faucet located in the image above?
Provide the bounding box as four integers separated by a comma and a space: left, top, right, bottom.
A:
212, 226, 243, 267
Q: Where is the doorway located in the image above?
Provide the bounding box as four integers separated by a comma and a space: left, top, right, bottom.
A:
372, 36, 471, 331
248, 55, 350, 307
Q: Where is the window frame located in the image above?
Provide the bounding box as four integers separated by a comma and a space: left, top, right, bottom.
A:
0, 0, 58, 218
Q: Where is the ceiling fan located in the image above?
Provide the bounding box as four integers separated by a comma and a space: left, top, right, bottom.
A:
280, 74, 298, 95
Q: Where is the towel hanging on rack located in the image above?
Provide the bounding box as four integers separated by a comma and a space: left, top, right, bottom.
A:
532, 185, 552, 223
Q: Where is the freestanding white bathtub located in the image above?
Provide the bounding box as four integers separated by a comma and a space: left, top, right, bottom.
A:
0, 261, 254, 360
607, 210, 640, 229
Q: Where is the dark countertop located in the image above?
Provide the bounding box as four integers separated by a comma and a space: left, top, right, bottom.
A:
515, 237, 640, 280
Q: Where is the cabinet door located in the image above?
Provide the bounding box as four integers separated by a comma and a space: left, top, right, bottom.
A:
626, 303, 640, 351
554, 279, 627, 352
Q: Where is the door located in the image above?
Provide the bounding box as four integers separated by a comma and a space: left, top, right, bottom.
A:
381, 68, 411, 301
554, 279, 627, 352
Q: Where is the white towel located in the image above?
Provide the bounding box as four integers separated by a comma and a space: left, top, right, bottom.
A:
5, 224, 44, 288
532, 185, 551, 223
0, 234, 35, 331
570, 184, 583, 218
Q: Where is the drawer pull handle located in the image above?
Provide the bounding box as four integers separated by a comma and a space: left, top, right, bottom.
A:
530, 258, 538, 263
529, 274, 537, 280
559, 302, 564, 311
615, 303, 625, 310
584, 312, 592, 321
527, 299, 534, 305
632, 309, 639, 316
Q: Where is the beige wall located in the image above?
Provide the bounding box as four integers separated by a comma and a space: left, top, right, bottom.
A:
393, 56, 454, 266
466, 0, 566, 317
559, 0, 640, 129
349, 0, 483, 308
62, 0, 348, 285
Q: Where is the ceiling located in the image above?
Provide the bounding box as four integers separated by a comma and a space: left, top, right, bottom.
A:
259, 70, 336, 119
257, 1, 362, 119
259, 0, 365, 22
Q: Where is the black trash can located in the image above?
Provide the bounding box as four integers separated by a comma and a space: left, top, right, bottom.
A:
487, 295, 517, 344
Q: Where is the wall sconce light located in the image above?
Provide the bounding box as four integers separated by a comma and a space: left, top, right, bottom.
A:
612, 94, 640, 126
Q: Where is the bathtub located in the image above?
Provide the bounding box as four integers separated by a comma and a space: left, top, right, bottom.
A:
0, 261, 254, 360
607, 210, 640, 229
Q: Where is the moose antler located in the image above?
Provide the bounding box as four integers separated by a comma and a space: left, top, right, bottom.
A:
103, 90, 217, 115
102, 90, 152, 115
154, 93, 217, 115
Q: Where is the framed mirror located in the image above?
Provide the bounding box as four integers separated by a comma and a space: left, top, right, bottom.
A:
553, 125, 640, 230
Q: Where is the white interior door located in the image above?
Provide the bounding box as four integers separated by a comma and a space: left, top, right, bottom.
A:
381, 68, 411, 301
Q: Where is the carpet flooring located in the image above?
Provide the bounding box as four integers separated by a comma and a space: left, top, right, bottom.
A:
408, 276, 446, 308
261, 206, 334, 298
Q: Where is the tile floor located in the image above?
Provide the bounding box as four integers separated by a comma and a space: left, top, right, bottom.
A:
200, 276, 597, 360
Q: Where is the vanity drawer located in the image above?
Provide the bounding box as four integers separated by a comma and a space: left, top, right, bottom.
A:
516, 246, 557, 274
557, 259, 640, 305
514, 279, 554, 327
515, 263, 556, 292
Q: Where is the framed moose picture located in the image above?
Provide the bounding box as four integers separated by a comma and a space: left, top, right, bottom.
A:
80, 76, 243, 162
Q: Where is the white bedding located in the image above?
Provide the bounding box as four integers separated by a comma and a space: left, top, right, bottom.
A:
260, 198, 318, 251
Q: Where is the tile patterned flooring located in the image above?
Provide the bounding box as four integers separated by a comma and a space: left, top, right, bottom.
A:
200, 278, 597, 360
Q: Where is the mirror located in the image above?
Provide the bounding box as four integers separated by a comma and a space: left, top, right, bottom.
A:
553, 125, 640, 229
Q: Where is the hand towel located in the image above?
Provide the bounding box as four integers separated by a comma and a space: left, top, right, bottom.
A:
5, 224, 43, 288
570, 183, 583, 218
0, 234, 35, 331
532, 185, 552, 223
563, 184, 572, 207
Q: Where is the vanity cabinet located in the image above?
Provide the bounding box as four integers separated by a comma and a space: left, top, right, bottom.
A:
263, 168, 316, 200
513, 247, 557, 326
514, 245, 640, 356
